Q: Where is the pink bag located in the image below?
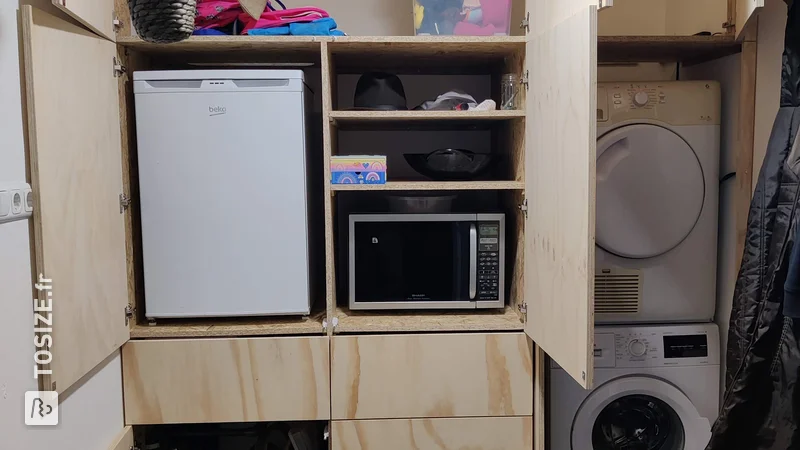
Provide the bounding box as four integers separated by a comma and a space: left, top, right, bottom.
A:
240, 6, 329, 33
195, 0, 241, 29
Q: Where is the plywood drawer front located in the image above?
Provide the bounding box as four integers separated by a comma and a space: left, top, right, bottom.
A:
122, 337, 330, 424
331, 333, 533, 420
331, 417, 533, 450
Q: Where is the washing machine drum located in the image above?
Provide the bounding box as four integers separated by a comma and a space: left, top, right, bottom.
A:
572, 376, 711, 450
596, 124, 705, 259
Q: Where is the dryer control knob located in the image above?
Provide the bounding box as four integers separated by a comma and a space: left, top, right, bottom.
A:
633, 91, 649, 107
628, 339, 647, 357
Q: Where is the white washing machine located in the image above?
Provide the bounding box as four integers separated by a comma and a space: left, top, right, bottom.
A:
595, 81, 720, 323
550, 323, 720, 450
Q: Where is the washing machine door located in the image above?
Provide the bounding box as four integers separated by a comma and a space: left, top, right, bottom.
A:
596, 124, 705, 259
571, 376, 711, 450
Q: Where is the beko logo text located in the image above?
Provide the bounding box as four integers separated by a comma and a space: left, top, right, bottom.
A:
209, 106, 226, 116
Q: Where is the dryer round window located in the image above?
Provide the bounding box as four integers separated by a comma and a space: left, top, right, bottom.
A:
596, 124, 705, 259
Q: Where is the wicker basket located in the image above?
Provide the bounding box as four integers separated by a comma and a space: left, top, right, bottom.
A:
129, 0, 197, 43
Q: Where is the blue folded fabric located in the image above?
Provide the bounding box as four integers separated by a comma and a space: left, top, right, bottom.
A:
248, 17, 345, 36
248, 25, 290, 35
193, 28, 227, 35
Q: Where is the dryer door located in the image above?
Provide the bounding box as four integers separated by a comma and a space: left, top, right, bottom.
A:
596, 124, 705, 259
572, 376, 711, 450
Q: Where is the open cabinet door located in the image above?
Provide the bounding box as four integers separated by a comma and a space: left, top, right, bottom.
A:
50, 0, 116, 40
22, 6, 129, 394
523, 0, 597, 389
109, 427, 134, 450
736, 0, 763, 39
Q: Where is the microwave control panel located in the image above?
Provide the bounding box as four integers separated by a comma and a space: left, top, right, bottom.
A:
478, 221, 501, 300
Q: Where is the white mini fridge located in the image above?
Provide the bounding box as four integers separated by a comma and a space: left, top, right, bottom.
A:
133, 70, 312, 318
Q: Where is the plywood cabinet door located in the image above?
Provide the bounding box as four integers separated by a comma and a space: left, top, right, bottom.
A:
22, 6, 128, 394
523, 0, 597, 389
736, 0, 763, 39
331, 417, 534, 450
330, 333, 533, 420
52, 0, 117, 40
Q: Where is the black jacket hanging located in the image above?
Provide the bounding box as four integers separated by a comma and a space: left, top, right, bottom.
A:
709, 2, 800, 447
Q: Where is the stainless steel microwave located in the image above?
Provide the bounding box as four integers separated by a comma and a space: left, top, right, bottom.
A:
348, 213, 505, 310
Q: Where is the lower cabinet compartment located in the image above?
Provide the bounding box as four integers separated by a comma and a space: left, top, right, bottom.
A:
134, 421, 328, 450
122, 337, 330, 424
330, 416, 533, 450
331, 332, 533, 420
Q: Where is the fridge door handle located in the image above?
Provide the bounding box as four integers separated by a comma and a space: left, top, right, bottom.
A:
470, 223, 477, 300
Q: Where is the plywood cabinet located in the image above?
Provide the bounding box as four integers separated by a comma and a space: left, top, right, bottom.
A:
121, 337, 331, 424
331, 333, 533, 420
15, 0, 763, 448
331, 417, 533, 450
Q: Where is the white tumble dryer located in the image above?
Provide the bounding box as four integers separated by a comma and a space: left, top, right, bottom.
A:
595, 81, 720, 323
550, 323, 720, 450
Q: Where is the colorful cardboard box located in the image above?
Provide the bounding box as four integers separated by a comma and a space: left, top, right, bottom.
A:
331, 155, 387, 184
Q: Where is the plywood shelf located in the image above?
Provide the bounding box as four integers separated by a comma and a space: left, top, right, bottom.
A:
598, 35, 741, 63
329, 110, 525, 123
330, 180, 524, 191
333, 305, 524, 334
117, 35, 324, 52
130, 310, 326, 339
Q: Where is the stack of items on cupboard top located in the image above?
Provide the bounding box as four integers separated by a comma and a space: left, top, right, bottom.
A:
413, 0, 512, 36
194, 0, 346, 36
332, 72, 515, 185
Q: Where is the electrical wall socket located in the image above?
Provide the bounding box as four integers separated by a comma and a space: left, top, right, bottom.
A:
0, 181, 32, 225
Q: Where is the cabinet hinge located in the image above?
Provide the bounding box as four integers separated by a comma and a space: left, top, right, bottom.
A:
112, 17, 123, 31
323, 424, 330, 440
130, 446, 141, 450
597, 0, 613, 10
119, 193, 131, 213
520, 71, 529, 91
519, 12, 529, 33
113, 57, 127, 78
125, 305, 135, 325
518, 302, 527, 321
518, 198, 528, 219
722, 20, 734, 29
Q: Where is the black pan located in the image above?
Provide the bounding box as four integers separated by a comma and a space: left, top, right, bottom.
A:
404, 148, 498, 181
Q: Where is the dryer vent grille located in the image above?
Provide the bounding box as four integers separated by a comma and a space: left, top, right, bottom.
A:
595, 269, 642, 315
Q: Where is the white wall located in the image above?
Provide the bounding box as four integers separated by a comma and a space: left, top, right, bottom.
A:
0, 1, 124, 448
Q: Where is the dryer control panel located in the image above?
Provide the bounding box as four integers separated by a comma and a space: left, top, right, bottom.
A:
597, 81, 721, 127
587, 324, 721, 369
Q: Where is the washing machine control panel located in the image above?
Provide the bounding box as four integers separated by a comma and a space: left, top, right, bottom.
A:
587, 325, 720, 370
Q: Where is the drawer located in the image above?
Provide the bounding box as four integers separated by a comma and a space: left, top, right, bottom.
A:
122, 337, 330, 424
331, 417, 533, 450
331, 332, 533, 420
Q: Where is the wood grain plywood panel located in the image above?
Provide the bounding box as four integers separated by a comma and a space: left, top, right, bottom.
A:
334, 306, 524, 334
22, 6, 128, 394
330, 181, 524, 192
122, 337, 330, 424
524, 0, 596, 389
331, 417, 533, 450
331, 333, 533, 420
52, 0, 116, 40
736, 0, 764, 40
108, 427, 133, 450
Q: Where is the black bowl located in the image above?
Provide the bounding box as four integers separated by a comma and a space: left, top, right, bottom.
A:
404, 149, 498, 181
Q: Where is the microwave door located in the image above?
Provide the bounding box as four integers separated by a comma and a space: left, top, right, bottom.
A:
350, 217, 476, 310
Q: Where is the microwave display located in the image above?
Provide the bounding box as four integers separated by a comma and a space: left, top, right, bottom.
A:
349, 213, 505, 310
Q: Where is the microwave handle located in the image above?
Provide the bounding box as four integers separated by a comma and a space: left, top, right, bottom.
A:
469, 223, 477, 300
